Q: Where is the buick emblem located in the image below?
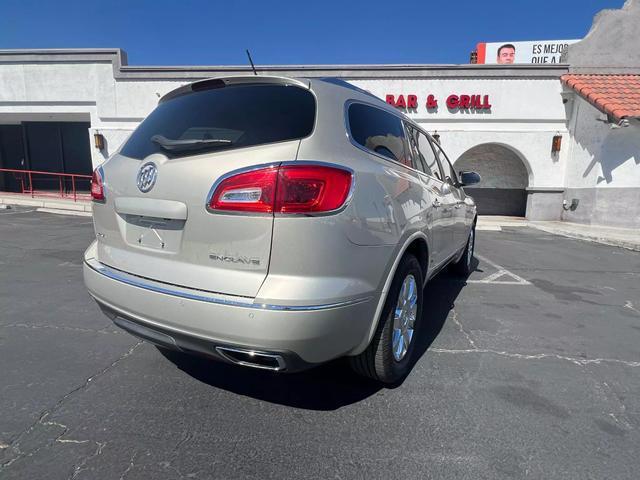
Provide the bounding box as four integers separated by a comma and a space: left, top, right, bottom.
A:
136, 162, 158, 193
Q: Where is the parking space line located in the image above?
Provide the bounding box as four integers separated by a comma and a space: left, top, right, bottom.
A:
468, 253, 531, 285
476, 225, 502, 231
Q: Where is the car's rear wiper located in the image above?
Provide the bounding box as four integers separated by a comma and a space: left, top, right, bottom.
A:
151, 134, 233, 152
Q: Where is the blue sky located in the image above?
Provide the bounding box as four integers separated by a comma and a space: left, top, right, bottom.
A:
0, 0, 624, 66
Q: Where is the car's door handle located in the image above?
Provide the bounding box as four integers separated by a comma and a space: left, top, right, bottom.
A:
432, 199, 441, 208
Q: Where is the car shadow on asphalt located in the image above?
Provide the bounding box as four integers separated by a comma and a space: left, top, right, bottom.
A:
159, 261, 475, 410
409, 261, 476, 370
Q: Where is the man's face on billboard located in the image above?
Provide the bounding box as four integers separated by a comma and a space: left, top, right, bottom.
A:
497, 47, 515, 64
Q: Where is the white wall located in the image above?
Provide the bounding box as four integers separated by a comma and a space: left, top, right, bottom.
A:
0, 62, 106, 103
350, 78, 567, 123
0, 57, 575, 220
0, 61, 570, 186
562, 97, 640, 227
349, 77, 571, 189
0, 61, 190, 169
565, 98, 640, 189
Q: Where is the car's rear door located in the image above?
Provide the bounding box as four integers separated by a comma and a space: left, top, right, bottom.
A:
431, 141, 469, 250
92, 78, 315, 298
405, 124, 453, 267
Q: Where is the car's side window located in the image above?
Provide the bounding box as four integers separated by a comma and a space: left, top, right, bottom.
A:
405, 125, 427, 175
405, 124, 447, 181
348, 103, 409, 166
431, 141, 459, 186
416, 130, 443, 181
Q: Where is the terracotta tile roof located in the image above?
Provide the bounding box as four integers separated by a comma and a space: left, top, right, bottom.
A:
561, 74, 640, 120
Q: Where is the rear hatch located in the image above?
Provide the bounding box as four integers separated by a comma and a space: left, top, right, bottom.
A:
92, 77, 315, 298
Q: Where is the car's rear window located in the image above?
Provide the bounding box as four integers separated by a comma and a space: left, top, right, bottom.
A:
120, 83, 316, 159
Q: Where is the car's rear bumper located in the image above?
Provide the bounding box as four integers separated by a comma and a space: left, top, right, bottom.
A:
83, 257, 378, 370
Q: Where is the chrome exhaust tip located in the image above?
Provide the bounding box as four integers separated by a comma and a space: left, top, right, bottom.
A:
215, 346, 286, 372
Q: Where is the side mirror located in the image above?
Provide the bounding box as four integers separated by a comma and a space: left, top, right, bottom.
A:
458, 171, 481, 187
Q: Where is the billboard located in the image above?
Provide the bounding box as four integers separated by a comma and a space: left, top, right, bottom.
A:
476, 40, 579, 64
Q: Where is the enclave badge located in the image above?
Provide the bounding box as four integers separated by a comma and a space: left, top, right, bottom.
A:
209, 253, 261, 266
137, 162, 158, 193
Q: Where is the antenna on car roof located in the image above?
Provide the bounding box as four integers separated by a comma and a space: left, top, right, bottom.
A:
246, 49, 258, 76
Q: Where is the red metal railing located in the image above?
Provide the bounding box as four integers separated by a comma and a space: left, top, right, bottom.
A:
0, 168, 92, 202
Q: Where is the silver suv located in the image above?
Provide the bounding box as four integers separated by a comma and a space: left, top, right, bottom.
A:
84, 76, 479, 384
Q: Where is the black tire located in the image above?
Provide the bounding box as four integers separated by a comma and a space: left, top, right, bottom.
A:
349, 254, 423, 384
451, 223, 476, 276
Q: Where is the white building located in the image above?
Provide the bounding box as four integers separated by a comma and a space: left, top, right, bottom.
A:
0, 1, 638, 227
558, 0, 640, 228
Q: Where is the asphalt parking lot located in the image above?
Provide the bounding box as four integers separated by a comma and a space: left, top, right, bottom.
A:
1, 206, 639, 479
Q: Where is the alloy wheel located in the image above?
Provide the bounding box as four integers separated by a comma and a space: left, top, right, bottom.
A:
392, 274, 418, 361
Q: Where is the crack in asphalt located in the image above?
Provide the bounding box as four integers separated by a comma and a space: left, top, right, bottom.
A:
443, 297, 640, 369
118, 452, 137, 480
0, 341, 143, 471
513, 268, 640, 274
625, 301, 640, 316
430, 347, 640, 368
69, 441, 107, 480
450, 310, 478, 349
589, 374, 635, 431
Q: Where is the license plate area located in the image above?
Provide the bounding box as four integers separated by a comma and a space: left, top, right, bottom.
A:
123, 215, 185, 253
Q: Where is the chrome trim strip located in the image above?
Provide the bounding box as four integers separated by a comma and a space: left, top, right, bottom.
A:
85, 258, 372, 311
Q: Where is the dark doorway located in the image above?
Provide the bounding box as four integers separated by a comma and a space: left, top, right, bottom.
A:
0, 125, 27, 192
459, 188, 527, 216
24, 123, 65, 191
59, 123, 93, 176
0, 121, 92, 194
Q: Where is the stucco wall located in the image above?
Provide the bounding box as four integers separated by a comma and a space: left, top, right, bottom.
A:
565, 99, 640, 188
558, 0, 640, 228
562, 97, 640, 227
351, 78, 568, 123
0, 51, 571, 220
0, 62, 107, 103
0, 63, 569, 195
349, 77, 570, 193
564, 0, 640, 73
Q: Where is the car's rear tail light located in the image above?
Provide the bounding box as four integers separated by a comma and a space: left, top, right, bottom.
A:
209, 167, 278, 213
275, 166, 352, 213
91, 168, 105, 201
208, 164, 352, 214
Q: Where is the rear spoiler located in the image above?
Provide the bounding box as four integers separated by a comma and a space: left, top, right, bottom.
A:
160, 76, 310, 104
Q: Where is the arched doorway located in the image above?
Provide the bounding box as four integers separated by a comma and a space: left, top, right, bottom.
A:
455, 143, 530, 216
